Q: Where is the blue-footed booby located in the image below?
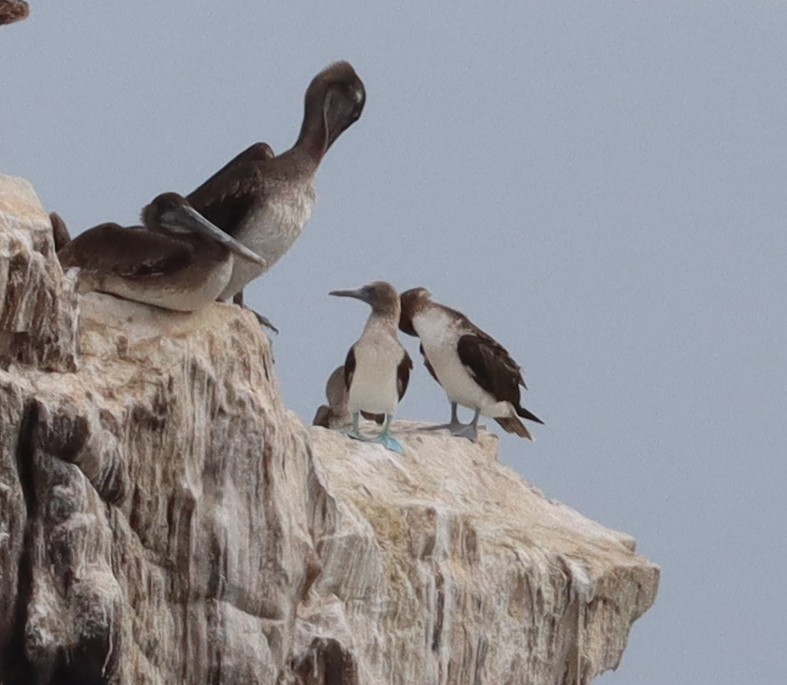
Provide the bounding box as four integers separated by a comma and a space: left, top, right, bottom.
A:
330, 282, 412, 453
186, 61, 365, 302
312, 365, 384, 429
399, 288, 544, 442
58, 192, 265, 312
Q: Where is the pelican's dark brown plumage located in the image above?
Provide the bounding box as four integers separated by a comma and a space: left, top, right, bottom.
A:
187, 61, 366, 301
58, 193, 264, 312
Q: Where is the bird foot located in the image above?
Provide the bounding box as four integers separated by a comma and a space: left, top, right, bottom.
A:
423, 420, 467, 433
249, 309, 279, 334
373, 433, 405, 454
450, 423, 478, 442
341, 429, 370, 442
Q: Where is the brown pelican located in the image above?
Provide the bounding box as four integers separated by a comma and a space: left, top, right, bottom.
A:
187, 61, 366, 303
58, 192, 264, 312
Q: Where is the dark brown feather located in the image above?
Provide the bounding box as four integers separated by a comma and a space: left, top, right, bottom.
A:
49, 212, 71, 251
58, 224, 192, 279
419, 343, 441, 385
312, 405, 332, 428
457, 334, 525, 406
495, 417, 534, 440
457, 333, 544, 425
397, 351, 413, 401
187, 163, 273, 237
343, 347, 356, 390
187, 142, 274, 202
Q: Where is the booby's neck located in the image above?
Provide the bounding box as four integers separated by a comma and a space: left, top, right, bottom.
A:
362, 309, 400, 337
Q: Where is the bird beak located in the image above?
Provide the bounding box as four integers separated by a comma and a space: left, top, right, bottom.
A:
163, 205, 266, 267
329, 288, 368, 302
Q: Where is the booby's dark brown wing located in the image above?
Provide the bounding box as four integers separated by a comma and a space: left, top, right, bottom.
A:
343, 346, 356, 390
419, 343, 441, 385
457, 333, 544, 425
58, 224, 192, 279
397, 351, 413, 401
456, 333, 526, 406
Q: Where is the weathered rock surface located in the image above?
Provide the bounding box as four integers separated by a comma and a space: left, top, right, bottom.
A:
0, 174, 659, 684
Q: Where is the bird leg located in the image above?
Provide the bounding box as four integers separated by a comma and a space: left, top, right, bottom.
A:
451, 408, 481, 442
424, 402, 468, 433
248, 308, 279, 334
342, 412, 370, 442
227, 289, 279, 333
373, 414, 405, 454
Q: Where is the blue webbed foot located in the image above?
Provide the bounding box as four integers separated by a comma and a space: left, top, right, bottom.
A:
341, 429, 370, 442
374, 433, 405, 454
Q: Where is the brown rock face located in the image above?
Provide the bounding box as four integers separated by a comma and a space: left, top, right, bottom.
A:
0, 175, 658, 684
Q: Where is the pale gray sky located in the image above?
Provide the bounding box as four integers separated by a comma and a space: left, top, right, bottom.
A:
3, 2, 786, 682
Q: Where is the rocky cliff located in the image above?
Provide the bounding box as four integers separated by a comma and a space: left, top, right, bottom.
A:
0, 175, 658, 684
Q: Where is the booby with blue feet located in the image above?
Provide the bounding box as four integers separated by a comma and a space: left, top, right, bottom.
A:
330, 282, 413, 453
399, 287, 544, 442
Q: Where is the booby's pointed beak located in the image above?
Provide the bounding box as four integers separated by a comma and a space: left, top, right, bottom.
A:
329, 288, 369, 303
162, 205, 266, 267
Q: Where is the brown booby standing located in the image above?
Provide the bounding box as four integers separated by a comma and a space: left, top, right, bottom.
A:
187, 62, 366, 303
58, 193, 265, 312
330, 282, 412, 453
312, 364, 384, 429
399, 288, 544, 442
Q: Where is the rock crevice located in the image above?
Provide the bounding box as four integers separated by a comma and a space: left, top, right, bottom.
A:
0, 175, 658, 684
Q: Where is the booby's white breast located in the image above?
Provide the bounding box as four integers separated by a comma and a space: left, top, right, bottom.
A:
414, 308, 513, 418
347, 331, 404, 415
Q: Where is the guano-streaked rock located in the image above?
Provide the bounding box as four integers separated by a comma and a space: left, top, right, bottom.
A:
0, 174, 658, 684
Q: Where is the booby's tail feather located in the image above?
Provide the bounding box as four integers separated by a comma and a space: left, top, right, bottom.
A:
516, 404, 544, 425
495, 417, 534, 441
